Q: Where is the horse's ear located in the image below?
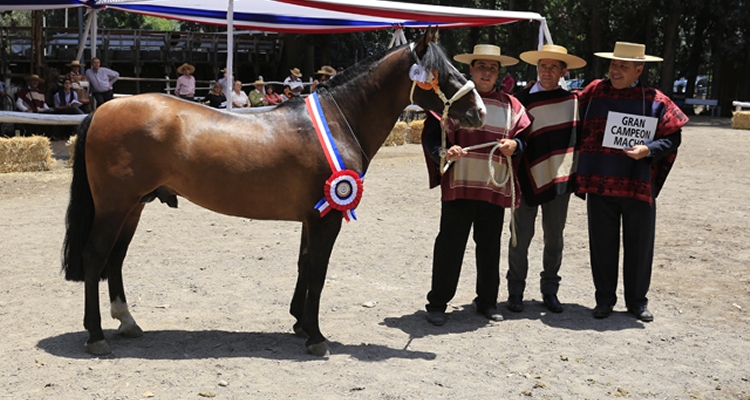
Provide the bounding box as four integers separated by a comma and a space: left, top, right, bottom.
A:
415, 25, 439, 57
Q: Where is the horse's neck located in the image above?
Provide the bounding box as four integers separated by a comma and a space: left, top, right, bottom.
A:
332, 50, 413, 162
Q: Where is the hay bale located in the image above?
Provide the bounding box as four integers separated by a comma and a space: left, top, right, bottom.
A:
67, 135, 77, 167
408, 119, 425, 144
0, 135, 54, 173
731, 111, 750, 130
383, 121, 408, 146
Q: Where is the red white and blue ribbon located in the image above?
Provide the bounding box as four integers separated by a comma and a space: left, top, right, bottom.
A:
306, 92, 364, 221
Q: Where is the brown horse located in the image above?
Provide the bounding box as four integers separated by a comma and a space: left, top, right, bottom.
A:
62, 27, 485, 356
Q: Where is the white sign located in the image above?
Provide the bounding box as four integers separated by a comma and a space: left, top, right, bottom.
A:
602, 111, 659, 149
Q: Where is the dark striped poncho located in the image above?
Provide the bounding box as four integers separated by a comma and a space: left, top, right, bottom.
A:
575, 79, 687, 205
513, 87, 579, 206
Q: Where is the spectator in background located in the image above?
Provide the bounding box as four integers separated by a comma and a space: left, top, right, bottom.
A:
85, 57, 119, 108
203, 83, 226, 109
0, 80, 5, 98
248, 79, 267, 107
66, 60, 90, 112
311, 65, 336, 92
16, 74, 51, 113
501, 70, 515, 94
264, 85, 283, 105
282, 85, 294, 100
218, 67, 234, 99
231, 80, 250, 108
53, 78, 84, 114
175, 63, 196, 101
283, 68, 304, 97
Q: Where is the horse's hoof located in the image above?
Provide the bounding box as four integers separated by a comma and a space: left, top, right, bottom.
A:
293, 323, 309, 339
117, 323, 144, 338
85, 340, 111, 355
306, 341, 330, 357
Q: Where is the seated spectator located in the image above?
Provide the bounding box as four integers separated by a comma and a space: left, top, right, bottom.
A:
248, 79, 268, 107
264, 85, 284, 105
175, 63, 196, 101
231, 80, 250, 108
282, 85, 294, 100
66, 60, 90, 112
203, 83, 227, 108
283, 68, 304, 97
16, 74, 51, 113
53, 78, 84, 114
311, 65, 336, 92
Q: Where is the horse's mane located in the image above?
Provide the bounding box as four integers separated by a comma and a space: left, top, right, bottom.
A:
318, 40, 453, 92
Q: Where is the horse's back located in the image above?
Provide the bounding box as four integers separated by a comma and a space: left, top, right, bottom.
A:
84, 94, 329, 221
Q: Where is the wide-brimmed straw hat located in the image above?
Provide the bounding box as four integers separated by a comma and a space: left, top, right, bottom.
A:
290, 68, 302, 77
594, 42, 663, 62
25, 74, 44, 84
253, 79, 265, 86
315, 65, 337, 76
66, 60, 83, 67
520, 44, 587, 69
453, 44, 518, 67
177, 63, 195, 74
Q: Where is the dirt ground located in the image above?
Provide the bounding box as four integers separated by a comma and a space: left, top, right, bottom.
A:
0, 116, 748, 399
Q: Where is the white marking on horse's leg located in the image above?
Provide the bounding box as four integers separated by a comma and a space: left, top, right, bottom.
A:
111, 297, 143, 338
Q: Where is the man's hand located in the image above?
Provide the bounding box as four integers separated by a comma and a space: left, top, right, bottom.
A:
624, 145, 650, 160
497, 138, 517, 157
445, 145, 467, 162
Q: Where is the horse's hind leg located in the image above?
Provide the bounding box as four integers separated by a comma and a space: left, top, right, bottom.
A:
83, 208, 138, 355
296, 215, 343, 357
107, 205, 145, 338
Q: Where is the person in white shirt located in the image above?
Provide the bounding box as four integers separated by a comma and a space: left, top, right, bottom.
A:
231, 80, 249, 108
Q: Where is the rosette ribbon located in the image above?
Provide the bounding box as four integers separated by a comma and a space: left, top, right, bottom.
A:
306, 92, 364, 222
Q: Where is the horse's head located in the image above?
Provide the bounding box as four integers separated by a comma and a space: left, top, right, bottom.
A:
409, 27, 486, 128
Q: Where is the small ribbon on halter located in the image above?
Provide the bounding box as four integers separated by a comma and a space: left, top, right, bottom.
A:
306, 92, 364, 222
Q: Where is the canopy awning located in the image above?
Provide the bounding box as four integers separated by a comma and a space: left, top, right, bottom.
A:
0, 0, 549, 39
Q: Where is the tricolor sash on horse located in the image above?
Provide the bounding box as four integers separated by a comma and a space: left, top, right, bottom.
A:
306, 91, 364, 221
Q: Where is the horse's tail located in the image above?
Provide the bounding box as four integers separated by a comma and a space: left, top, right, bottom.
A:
62, 113, 95, 282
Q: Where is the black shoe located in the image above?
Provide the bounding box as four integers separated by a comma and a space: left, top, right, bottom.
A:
506, 295, 524, 312
481, 307, 504, 322
473, 301, 503, 321
427, 311, 446, 326
628, 306, 654, 322
542, 294, 563, 313
593, 304, 614, 319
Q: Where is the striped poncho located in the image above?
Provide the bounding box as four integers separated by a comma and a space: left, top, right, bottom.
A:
513, 86, 579, 206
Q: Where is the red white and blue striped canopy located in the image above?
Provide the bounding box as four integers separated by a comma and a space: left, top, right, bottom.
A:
0, 0, 549, 36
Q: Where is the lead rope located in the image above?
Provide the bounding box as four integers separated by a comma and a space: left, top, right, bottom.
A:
441, 106, 517, 246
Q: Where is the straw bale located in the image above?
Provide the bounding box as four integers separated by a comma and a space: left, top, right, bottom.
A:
67, 135, 78, 167
408, 119, 425, 144
731, 111, 750, 130
383, 121, 408, 146
0, 136, 54, 173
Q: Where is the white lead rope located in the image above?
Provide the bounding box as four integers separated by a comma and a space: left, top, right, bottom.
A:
441, 107, 518, 247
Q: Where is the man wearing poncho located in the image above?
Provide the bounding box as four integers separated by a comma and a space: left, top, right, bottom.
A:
576, 42, 688, 321
422, 44, 531, 326
506, 44, 587, 315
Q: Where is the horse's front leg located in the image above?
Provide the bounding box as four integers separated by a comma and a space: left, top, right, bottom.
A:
299, 214, 342, 357
290, 223, 310, 339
